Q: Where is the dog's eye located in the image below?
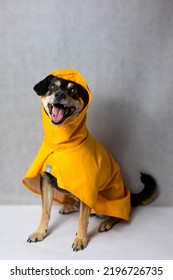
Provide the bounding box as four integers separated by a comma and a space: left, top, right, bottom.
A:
49, 84, 58, 91
69, 87, 78, 97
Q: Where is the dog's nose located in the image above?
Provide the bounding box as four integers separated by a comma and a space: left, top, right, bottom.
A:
55, 91, 66, 99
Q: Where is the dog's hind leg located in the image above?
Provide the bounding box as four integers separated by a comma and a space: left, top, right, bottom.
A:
98, 217, 121, 232
27, 172, 54, 242
59, 199, 80, 214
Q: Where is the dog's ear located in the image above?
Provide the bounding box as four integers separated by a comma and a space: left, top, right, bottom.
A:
33, 75, 55, 96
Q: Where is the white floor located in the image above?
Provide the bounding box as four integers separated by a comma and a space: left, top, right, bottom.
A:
0, 205, 172, 260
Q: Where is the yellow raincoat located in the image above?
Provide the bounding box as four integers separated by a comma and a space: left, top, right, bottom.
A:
23, 69, 131, 220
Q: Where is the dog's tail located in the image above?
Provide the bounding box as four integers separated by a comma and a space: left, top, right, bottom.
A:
130, 173, 157, 207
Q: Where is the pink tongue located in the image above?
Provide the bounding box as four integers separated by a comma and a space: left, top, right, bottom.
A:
51, 106, 64, 123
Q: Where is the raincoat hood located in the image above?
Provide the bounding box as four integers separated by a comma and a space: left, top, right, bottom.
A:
22, 69, 131, 221
42, 69, 92, 151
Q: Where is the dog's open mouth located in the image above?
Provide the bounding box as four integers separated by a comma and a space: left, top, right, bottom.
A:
48, 103, 75, 125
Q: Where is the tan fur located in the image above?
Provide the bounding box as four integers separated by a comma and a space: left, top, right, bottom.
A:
59, 201, 79, 214
98, 217, 121, 232
141, 192, 157, 205
72, 201, 91, 251
27, 172, 54, 242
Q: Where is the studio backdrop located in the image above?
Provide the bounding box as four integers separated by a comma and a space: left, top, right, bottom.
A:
0, 0, 173, 206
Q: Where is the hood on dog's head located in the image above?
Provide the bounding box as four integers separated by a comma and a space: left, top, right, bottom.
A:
33, 69, 92, 108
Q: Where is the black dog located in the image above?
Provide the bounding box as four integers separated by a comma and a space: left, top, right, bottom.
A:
24, 70, 157, 251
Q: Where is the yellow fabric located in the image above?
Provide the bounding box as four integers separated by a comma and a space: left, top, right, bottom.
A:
22, 69, 131, 220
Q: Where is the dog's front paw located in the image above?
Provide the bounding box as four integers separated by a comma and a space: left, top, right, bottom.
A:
72, 236, 88, 251
27, 230, 47, 243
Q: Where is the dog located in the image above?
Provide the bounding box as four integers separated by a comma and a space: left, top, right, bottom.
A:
24, 69, 157, 251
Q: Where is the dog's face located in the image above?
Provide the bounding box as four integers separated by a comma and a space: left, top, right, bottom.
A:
33, 75, 89, 125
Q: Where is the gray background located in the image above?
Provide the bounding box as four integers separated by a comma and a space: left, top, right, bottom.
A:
0, 0, 173, 206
